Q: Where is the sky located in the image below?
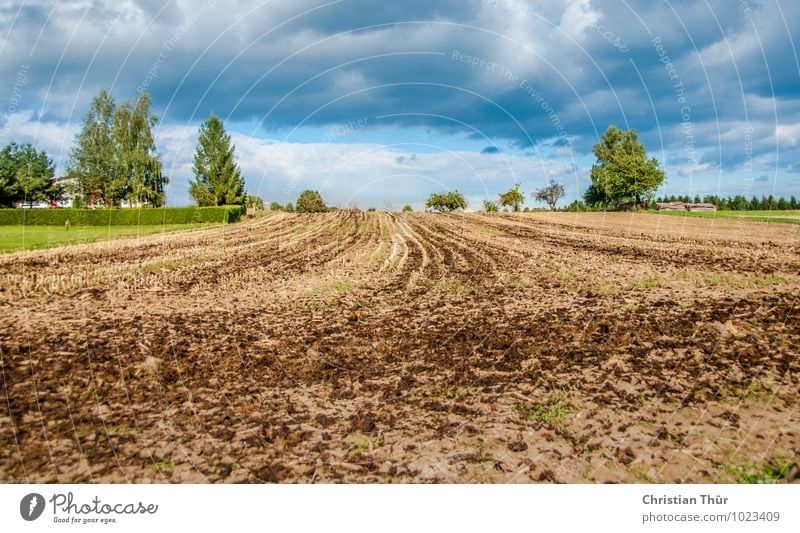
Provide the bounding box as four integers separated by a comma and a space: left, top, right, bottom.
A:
1, 0, 799, 209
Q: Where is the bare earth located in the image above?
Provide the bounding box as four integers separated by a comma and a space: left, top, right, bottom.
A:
1, 212, 798, 483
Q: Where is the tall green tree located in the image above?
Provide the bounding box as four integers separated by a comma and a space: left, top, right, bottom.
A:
190, 114, 246, 206
0, 142, 56, 207
588, 125, 665, 206
68, 89, 167, 207
113, 94, 168, 207
68, 90, 117, 206
498, 182, 525, 212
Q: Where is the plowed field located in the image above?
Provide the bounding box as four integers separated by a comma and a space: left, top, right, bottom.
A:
1, 212, 798, 483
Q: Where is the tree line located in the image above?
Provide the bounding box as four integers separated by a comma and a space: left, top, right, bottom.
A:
424, 179, 567, 213
0, 88, 249, 209
654, 194, 798, 211
423, 125, 664, 213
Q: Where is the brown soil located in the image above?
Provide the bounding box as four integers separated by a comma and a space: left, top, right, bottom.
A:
0, 212, 798, 483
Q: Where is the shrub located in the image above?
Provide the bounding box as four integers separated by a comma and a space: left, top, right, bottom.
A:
499, 183, 525, 212
425, 190, 467, 212
295, 190, 327, 213
482, 199, 499, 212
0, 206, 244, 226
402, 205, 413, 212
562, 200, 597, 212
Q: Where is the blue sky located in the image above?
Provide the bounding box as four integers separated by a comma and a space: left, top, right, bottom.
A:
2, 0, 799, 208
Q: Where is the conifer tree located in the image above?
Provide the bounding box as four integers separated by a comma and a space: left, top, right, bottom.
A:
190, 114, 245, 206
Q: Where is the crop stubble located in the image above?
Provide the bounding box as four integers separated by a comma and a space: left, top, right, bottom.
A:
0, 212, 798, 482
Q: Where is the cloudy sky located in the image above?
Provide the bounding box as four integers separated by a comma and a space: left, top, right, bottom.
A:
2, 0, 799, 208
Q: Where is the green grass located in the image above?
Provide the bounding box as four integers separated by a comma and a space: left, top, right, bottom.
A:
628, 276, 662, 289
516, 391, 574, 431
347, 434, 380, 451
0, 224, 211, 252
148, 458, 174, 472
651, 209, 800, 224
737, 381, 776, 404
106, 425, 137, 436
721, 457, 797, 484
439, 277, 473, 297
330, 281, 354, 293
683, 271, 790, 289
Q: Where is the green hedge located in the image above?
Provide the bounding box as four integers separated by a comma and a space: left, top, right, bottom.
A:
0, 206, 245, 226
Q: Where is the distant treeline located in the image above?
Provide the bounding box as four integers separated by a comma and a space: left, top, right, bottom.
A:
654, 194, 799, 210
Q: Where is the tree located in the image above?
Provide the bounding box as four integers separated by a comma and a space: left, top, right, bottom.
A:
0, 142, 56, 207
68, 90, 118, 206
295, 190, 327, 212
583, 182, 609, 207
533, 180, 566, 211
245, 195, 264, 209
402, 204, 413, 212
498, 182, 525, 212
425, 190, 467, 212
190, 114, 246, 206
113, 94, 168, 206
731, 195, 749, 210
588, 125, 665, 206
284, 202, 294, 212
565, 200, 590, 212
482, 199, 499, 212
68, 89, 167, 207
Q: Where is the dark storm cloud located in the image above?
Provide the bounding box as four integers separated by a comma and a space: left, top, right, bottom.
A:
1, 0, 798, 174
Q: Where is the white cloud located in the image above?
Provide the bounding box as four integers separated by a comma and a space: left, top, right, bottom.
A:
776, 124, 800, 147
150, 123, 580, 207
1, 110, 79, 173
